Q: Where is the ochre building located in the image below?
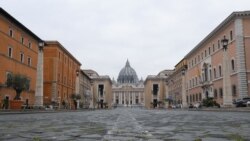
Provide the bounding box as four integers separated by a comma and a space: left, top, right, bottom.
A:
43, 41, 81, 108
0, 8, 42, 107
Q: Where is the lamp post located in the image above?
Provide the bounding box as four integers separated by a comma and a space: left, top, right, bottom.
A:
221, 36, 232, 107
221, 36, 229, 51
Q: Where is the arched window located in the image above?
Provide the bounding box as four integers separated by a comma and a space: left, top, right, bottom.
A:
231, 59, 235, 71
214, 68, 216, 79
214, 89, 218, 99
219, 66, 222, 77
219, 88, 223, 98
199, 93, 202, 101
209, 69, 212, 80
232, 85, 237, 96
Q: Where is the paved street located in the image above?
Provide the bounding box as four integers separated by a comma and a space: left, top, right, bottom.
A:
0, 108, 250, 141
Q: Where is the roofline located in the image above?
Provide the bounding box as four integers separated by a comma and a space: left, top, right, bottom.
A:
44, 40, 81, 65
185, 11, 250, 58
174, 58, 186, 67
92, 76, 113, 84
0, 7, 43, 42
83, 69, 100, 76
144, 75, 167, 83
81, 70, 91, 80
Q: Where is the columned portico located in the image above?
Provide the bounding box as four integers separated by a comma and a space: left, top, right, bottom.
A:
112, 60, 144, 107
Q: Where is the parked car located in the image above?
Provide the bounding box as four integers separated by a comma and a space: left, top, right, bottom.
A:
233, 97, 250, 107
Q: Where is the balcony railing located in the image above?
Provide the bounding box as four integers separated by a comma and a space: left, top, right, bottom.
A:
200, 80, 212, 88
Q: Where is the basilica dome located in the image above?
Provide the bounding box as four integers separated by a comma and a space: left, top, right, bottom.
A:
117, 60, 139, 84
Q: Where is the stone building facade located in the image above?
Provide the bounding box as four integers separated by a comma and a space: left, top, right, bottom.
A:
84, 70, 113, 109
112, 60, 144, 107
0, 8, 43, 107
184, 11, 250, 106
144, 70, 173, 109
43, 41, 81, 108
166, 59, 188, 107
78, 70, 92, 108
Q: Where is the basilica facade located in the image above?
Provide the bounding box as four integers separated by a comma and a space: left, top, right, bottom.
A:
112, 60, 144, 107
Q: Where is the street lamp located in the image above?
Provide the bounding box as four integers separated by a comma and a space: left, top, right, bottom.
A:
181, 69, 186, 75
76, 69, 79, 76
221, 36, 229, 51
221, 36, 232, 107
38, 42, 44, 51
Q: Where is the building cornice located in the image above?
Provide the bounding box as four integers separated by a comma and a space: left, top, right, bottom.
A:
185, 11, 250, 58
0, 7, 42, 42
44, 40, 81, 65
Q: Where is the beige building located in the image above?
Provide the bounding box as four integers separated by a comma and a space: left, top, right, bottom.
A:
84, 70, 112, 109
75, 70, 92, 108
184, 11, 250, 106
144, 70, 173, 109
112, 60, 144, 107
166, 59, 188, 107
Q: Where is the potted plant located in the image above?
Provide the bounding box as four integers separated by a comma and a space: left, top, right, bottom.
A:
6, 73, 30, 109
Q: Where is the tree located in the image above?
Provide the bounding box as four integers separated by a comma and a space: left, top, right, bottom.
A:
6, 73, 30, 100
202, 97, 220, 108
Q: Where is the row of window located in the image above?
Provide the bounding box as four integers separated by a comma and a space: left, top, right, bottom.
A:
188, 60, 235, 89
58, 52, 77, 68
57, 73, 75, 88
187, 93, 202, 103
213, 85, 237, 98
7, 47, 32, 66
187, 85, 237, 103
188, 31, 233, 69
9, 27, 33, 48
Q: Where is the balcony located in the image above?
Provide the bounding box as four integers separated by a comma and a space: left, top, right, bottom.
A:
200, 80, 212, 88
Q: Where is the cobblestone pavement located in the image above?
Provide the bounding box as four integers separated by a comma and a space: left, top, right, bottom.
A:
0, 108, 250, 141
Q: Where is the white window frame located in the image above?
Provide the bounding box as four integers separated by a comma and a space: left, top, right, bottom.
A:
9, 27, 13, 37
28, 41, 32, 48
20, 52, 24, 63
28, 57, 32, 66
8, 47, 13, 58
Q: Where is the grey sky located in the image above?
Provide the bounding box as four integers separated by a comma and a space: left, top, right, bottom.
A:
1, 0, 250, 79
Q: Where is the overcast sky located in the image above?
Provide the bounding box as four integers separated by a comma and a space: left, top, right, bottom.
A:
1, 0, 250, 79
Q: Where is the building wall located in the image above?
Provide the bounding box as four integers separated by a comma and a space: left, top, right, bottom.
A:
0, 12, 40, 106
92, 78, 113, 109
185, 12, 250, 106
78, 71, 91, 108
112, 84, 144, 106
165, 60, 187, 107
244, 19, 250, 97
144, 78, 166, 109
43, 41, 81, 108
